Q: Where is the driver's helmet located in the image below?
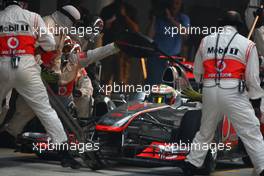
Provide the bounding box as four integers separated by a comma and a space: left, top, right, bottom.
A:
71, 43, 81, 53
148, 84, 178, 105
62, 36, 73, 53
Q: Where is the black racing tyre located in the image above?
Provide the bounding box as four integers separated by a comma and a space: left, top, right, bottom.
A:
86, 161, 102, 171
242, 156, 253, 167
83, 152, 105, 170
81, 131, 105, 170
35, 152, 50, 160
35, 152, 60, 161
178, 110, 202, 144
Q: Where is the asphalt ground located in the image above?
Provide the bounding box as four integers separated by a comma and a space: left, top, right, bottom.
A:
0, 149, 256, 176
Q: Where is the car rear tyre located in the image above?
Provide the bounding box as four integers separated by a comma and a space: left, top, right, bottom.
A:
178, 110, 201, 144
83, 152, 104, 170
242, 156, 253, 167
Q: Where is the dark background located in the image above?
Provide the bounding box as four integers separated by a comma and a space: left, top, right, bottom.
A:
0, 0, 250, 30
0, 0, 252, 59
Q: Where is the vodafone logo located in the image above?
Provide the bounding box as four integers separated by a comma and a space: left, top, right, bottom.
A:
7, 37, 19, 49
59, 86, 67, 96
216, 60, 226, 72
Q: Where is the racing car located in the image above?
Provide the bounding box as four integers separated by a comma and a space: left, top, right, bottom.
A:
88, 63, 252, 175
15, 32, 255, 174
88, 32, 255, 174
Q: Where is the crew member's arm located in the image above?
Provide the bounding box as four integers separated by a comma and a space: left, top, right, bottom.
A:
166, 9, 180, 28
74, 43, 120, 68
245, 0, 258, 30
165, 9, 190, 38
254, 27, 264, 56
75, 72, 93, 98
34, 14, 56, 51
193, 39, 204, 83
245, 43, 264, 99
182, 39, 203, 102
34, 14, 60, 67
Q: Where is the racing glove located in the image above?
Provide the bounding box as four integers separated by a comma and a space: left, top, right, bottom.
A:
41, 65, 60, 84
181, 88, 202, 102
254, 7, 264, 17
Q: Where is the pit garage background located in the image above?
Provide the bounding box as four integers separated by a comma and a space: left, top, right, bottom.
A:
0, 0, 251, 61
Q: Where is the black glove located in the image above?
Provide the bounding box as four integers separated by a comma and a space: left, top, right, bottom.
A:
254, 7, 264, 17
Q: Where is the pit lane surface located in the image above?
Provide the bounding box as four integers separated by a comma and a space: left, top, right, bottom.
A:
0, 149, 255, 176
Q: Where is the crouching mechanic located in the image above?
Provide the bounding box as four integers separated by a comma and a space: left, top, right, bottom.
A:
52, 41, 94, 118
0, 1, 68, 149
183, 11, 264, 176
